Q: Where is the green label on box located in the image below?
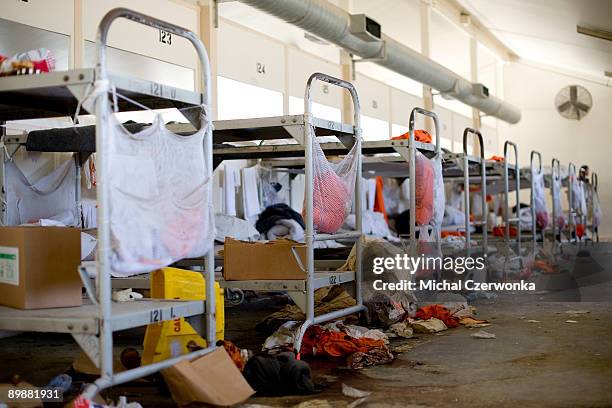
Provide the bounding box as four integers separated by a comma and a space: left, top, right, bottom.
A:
0, 246, 19, 286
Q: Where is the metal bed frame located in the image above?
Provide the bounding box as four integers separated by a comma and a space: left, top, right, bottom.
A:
215, 72, 367, 352
0, 8, 217, 398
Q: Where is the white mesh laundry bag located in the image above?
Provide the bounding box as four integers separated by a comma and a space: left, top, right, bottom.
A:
308, 125, 359, 233
107, 108, 214, 276
552, 175, 565, 229
531, 166, 549, 229
570, 175, 587, 222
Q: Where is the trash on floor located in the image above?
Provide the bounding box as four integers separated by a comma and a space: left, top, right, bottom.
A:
415, 304, 460, 328
471, 330, 496, 339
565, 320, 579, 324
527, 320, 541, 323
161, 347, 254, 406
342, 383, 371, 398
458, 316, 490, 328
387, 321, 414, 338
411, 317, 448, 333
565, 310, 589, 315
258, 286, 356, 331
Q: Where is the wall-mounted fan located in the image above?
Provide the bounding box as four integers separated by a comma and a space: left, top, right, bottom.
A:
555, 85, 592, 120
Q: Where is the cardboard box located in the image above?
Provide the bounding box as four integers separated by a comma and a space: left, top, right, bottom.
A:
223, 238, 307, 280
0, 227, 81, 309
162, 347, 255, 407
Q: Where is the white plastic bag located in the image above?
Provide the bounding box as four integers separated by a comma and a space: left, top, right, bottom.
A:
309, 126, 359, 233
532, 167, 549, 229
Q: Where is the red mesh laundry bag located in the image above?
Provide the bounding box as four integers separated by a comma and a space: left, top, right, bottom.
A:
415, 151, 435, 226
306, 126, 359, 234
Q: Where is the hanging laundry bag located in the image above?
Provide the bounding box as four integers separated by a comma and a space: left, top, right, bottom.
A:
414, 151, 445, 231
531, 166, 549, 229
308, 126, 359, 234
552, 175, 565, 229
6, 157, 79, 226
107, 109, 214, 276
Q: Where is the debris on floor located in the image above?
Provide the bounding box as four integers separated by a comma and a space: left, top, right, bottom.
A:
411, 317, 448, 333
387, 321, 414, 338
342, 383, 371, 398
471, 330, 497, 339
527, 319, 541, 323
162, 347, 255, 406
565, 320, 579, 324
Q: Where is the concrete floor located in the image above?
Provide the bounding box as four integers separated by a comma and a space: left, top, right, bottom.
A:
1, 291, 611, 407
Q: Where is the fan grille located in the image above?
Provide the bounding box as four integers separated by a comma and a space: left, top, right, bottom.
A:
555, 85, 592, 120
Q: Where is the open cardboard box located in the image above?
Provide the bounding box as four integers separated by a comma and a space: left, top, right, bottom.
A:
223, 237, 307, 280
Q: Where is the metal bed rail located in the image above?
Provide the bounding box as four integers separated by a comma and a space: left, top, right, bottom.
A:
86, 7, 216, 398
503, 140, 522, 256
294, 72, 366, 352
408, 107, 441, 256
461, 127, 487, 256
591, 172, 599, 242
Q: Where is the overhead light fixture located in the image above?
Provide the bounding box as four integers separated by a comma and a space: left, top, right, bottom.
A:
577, 25, 612, 42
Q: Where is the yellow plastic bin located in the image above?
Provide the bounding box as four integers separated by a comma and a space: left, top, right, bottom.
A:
142, 267, 224, 365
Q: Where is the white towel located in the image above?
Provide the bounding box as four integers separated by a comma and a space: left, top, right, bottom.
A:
242, 166, 260, 222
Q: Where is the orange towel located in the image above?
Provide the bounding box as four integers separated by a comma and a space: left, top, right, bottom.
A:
391, 129, 432, 143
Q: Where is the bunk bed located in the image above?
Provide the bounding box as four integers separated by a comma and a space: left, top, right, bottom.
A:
0, 8, 217, 398
213, 72, 367, 351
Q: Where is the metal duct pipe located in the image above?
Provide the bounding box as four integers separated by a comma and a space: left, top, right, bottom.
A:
239, 0, 521, 124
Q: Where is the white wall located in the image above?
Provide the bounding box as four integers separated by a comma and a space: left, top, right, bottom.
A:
499, 62, 612, 238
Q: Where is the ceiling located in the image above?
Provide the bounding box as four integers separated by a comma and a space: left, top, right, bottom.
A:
458, 0, 612, 80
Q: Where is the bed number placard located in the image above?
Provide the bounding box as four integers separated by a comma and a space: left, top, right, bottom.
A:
159, 30, 172, 45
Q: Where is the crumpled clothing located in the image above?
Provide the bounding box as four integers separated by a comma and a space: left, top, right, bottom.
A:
347, 347, 394, 370
243, 352, 316, 396
217, 340, 248, 372
391, 129, 432, 143
256, 203, 305, 236
301, 324, 387, 358
489, 155, 504, 162
265, 218, 305, 241
415, 304, 459, 328
258, 286, 357, 331
373, 176, 388, 221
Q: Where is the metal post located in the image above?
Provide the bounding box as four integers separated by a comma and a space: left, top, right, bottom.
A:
297, 72, 363, 352
530, 151, 542, 253
592, 172, 599, 242
551, 158, 560, 241
568, 162, 576, 242
503, 141, 520, 253
463, 128, 486, 258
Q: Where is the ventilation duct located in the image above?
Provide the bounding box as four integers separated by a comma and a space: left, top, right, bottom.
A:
238, 0, 521, 124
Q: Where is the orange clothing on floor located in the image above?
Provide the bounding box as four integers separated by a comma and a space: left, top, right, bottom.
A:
373, 176, 388, 221
489, 155, 504, 162
391, 129, 432, 143
441, 231, 465, 238
301, 326, 386, 358
415, 304, 459, 328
